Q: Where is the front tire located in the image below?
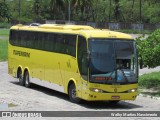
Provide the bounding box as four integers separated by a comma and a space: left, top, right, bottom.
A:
24, 71, 31, 88
69, 83, 81, 103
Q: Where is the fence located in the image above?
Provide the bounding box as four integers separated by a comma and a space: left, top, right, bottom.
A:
46, 20, 160, 31
10, 20, 160, 31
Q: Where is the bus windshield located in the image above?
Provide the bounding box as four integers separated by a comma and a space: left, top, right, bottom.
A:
88, 38, 138, 84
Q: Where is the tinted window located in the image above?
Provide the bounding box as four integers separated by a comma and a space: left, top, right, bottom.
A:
77, 36, 88, 80
9, 30, 16, 45
89, 39, 115, 74
9, 30, 77, 57
64, 35, 76, 57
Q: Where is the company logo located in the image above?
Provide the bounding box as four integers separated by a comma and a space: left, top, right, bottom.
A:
1, 112, 42, 118
13, 50, 30, 58
2, 112, 11, 117
114, 88, 118, 93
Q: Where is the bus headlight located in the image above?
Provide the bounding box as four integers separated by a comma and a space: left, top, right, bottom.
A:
128, 88, 137, 93
89, 88, 104, 93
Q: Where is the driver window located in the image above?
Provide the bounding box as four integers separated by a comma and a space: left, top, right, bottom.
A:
78, 36, 87, 80
116, 59, 131, 69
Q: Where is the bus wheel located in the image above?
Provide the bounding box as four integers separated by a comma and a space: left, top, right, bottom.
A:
18, 70, 24, 86
24, 71, 31, 88
69, 83, 81, 103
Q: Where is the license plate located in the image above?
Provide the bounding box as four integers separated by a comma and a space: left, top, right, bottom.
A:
111, 96, 120, 99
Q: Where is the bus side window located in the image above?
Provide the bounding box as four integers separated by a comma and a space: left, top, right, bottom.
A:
54, 34, 63, 54
48, 33, 54, 52
9, 30, 16, 45
18, 31, 22, 47
78, 36, 88, 80
43, 33, 51, 51
64, 35, 76, 57
26, 31, 30, 48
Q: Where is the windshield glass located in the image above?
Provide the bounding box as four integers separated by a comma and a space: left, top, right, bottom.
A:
89, 38, 138, 84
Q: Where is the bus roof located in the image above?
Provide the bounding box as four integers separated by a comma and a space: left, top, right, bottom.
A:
10, 24, 133, 39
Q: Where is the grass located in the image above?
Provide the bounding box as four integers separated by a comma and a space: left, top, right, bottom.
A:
0, 28, 9, 61
0, 40, 8, 61
138, 72, 160, 97
0, 29, 10, 36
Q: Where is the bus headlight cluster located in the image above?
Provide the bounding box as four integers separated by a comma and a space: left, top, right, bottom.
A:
89, 88, 105, 93
128, 88, 137, 93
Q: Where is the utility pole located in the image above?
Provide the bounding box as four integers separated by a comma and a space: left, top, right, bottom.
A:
139, 0, 143, 32
140, 0, 142, 23
68, 0, 71, 22
109, 0, 112, 22
18, 0, 21, 18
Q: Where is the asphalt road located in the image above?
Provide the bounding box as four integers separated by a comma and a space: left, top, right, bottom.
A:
0, 62, 160, 120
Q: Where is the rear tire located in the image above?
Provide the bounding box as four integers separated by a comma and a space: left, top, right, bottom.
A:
18, 70, 24, 86
69, 83, 81, 103
24, 71, 31, 88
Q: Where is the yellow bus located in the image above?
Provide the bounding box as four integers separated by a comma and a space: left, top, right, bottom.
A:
8, 24, 138, 103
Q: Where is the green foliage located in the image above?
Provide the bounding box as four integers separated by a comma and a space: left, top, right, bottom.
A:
0, 0, 160, 24
143, 1, 160, 23
0, 1, 10, 22
91, 0, 110, 22
8, 0, 35, 20
18, 17, 33, 24
136, 28, 160, 68
139, 72, 160, 89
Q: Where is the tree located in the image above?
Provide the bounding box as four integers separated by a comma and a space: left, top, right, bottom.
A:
1, 0, 160, 24
0, 0, 10, 22
71, 0, 92, 21
131, 0, 135, 20
49, 0, 65, 20
136, 29, 160, 68
142, 1, 160, 23
91, 0, 109, 22
33, 0, 40, 16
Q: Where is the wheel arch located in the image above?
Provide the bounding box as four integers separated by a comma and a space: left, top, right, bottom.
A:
17, 66, 23, 78
23, 67, 30, 77
67, 79, 77, 94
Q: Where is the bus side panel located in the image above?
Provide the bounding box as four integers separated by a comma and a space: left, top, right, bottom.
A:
8, 43, 66, 92
61, 54, 82, 97
44, 52, 63, 86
